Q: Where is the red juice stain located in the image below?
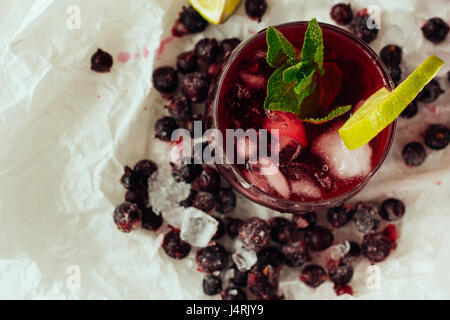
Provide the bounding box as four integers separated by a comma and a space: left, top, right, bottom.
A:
428, 105, 436, 113
156, 36, 175, 60
248, 28, 256, 34
143, 46, 150, 58
118, 52, 132, 63
434, 180, 442, 186
144, 106, 148, 111
97, 95, 101, 99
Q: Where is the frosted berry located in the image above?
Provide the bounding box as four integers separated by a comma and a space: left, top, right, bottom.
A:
292, 212, 317, 229
247, 264, 279, 299
281, 240, 309, 268
226, 218, 244, 238
361, 232, 392, 262
416, 79, 444, 103
425, 124, 449, 150
196, 242, 229, 273
113, 202, 142, 233
352, 202, 381, 234
192, 192, 217, 213
402, 142, 427, 166
380, 198, 405, 221
229, 265, 248, 287
154, 116, 179, 142
221, 38, 241, 58
349, 9, 379, 43
300, 265, 327, 288
304, 226, 334, 251
125, 189, 148, 207
216, 188, 237, 214
170, 160, 203, 183
180, 189, 198, 208
134, 159, 158, 179
400, 100, 418, 119
176, 51, 197, 74
328, 263, 353, 286
245, 0, 267, 22
120, 166, 147, 191
165, 97, 192, 121
269, 217, 293, 244
90, 49, 113, 73
152, 66, 178, 94
141, 207, 163, 231
257, 247, 284, 267
172, 6, 208, 37
327, 205, 353, 228
162, 228, 191, 259
342, 241, 361, 264
182, 72, 209, 103
387, 65, 402, 85
192, 167, 221, 192
330, 3, 353, 25
203, 275, 222, 295
421, 17, 449, 43
239, 217, 271, 252
380, 45, 402, 67
194, 38, 220, 63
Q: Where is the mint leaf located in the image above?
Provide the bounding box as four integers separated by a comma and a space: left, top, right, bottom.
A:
266, 26, 297, 68
264, 66, 300, 113
303, 105, 351, 124
300, 18, 324, 75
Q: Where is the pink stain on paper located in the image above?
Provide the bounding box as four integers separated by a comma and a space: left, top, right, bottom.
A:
117, 47, 152, 63
434, 180, 442, 186
156, 36, 175, 60
248, 29, 256, 35
118, 52, 132, 63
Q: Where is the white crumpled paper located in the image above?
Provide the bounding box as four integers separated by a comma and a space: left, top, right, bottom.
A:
0, 0, 449, 299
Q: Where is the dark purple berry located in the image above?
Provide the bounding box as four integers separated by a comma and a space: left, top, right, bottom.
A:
300, 265, 327, 288
380, 44, 402, 67
192, 167, 221, 192
196, 242, 229, 273
192, 192, 217, 213
342, 241, 361, 264
170, 160, 203, 183
152, 66, 178, 94
141, 207, 163, 231
176, 51, 197, 74
245, 0, 267, 23
178, 6, 208, 35
387, 65, 402, 85
330, 3, 353, 25
349, 9, 379, 44
162, 228, 191, 259
226, 218, 244, 238
292, 212, 317, 229
194, 38, 220, 63
180, 189, 198, 208
206, 62, 220, 78
154, 116, 179, 142
361, 232, 392, 262
416, 79, 444, 103
113, 202, 142, 233
400, 100, 418, 119
133, 159, 158, 179
380, 198, 405, 221
228, 265, 248, 287
90, 49, 113, 73
221, 38, 241, 58
402, 142, 427, 166
216, 188, 237, 214
425, 124, 449, 150
328, 263, 353, 286
327, 205, 353, 228
165, 97, 192, 121
221, 287, 247, 300
268, 217, 293, 244
182, 72, 209, 103
120, 166, 135, 189
257, 247, 284, 267
212, 217, 225, 240
352, 202, 381, 234
281, 240, 309, 268
202, 275, 222, 295
238, 217, 271, 252
421, 17, 449, 43
304, 226, 334, 251
247, 264, 279, 299
125, 189, 149, 207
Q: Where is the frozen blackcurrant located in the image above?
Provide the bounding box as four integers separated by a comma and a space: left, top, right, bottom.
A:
176, 51, 197, 74
416, 79, 444, 103
90, 49, 113, 73
247, 265, 279, 299
134, 159, 158, 179
192, 167, 221, 192
221, 287, 247, 300
196, 242, 229, 273
402, 142, 427, 166
330, 3, 353, 26
170, 160, 203, 183
400, 100, 418, 119
269, 217, 293, 244
141, 207, 163, 231
125, 189, 148, 207
152, 66, 178, 94
300, 265, 327, 288
154, 116, 179, 142
349, 9, 379, 43
380, 198, 405, 221
182, 72, 209, 103
281, 240, 309, 268
202, 275, 222, 296
165, 97, 192, 121
180, 189, 197, 208
327, 205, 353, 228
380, 45, 402, 67
194, 38, 220, 63
387, 65, 402, 85
257, 247, 284, 267
239, 217, 271, 252
304, 226, 334, 251
120, 166, 148, 191
425, 124, 449, 150
228, 265, 248, 287
226, 218, 244, 238
206, 62, 220, 78
221, 38, 241, 58
162, 228, 191, 259
361, 232, 392, 262
193, 192, 217, 213
245, 0, 267, 22
216, 188, 237, 214
212, 217, 225, 240
421, 17, 449, 43
341, 241, 361, 264
328, 263, 353, 286
352, 202, 381, 234
113, 201, 142, 233
292, 212, 317, 229
172, 6, 208, 37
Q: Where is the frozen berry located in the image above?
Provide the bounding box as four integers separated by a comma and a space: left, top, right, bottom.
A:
400, 100, 418, 119
229, 265, 248, 287
269, 217, 293, 244
212, 217, 225, 240
182, 72, 209, 103
349, 9, 379, 43
216, 188, 237, 214
202, 275, 222, 295
134, 159, 158, 179
180, 189, 198, 208
402, 142, 427, 166
257, 247, 284, 267
361, 232, 392, 262
193, 192, 217, 213
421, 17, 449, 43
113, 202, 142, 233
221, 38, 241, 58
281, 240, 309, 268
226, 218, 244, 238
387, 65, 402, 85
304, 226, 334, 251
192, 167, 221, 192
335, 285, 353, 296
330, 3, 353, 25
194, 38, 220, 63
170, 160, 203, 183
300, 265, 327, 288
328, 263, 353, 286
247, 264, 279, 299
141, 207, 163, 231
239, 217, 271, 252
152, 66, 178, 94
90, 49, 113, 73
196, 243, 229, 273
327, 205, 353, 228
176, 51, 197, 74
382, 224, 399, 244
245, 0, 267, 22
125, 189, 148, 207
342, 241, 361, 264
120, 166, 147, 191
380, 198, 405, 221
352, 202, 381, 234
222, 287, 247, 300
416, 79, 444, 103
172, 6, 208, 37
292, 212, 317, 229
162, 228, 191, 259
425, 124, 449, 150
165, 97, 192, 121
154, 116, 179, 142
206, 62, 220, 78
380, 45, 402, 67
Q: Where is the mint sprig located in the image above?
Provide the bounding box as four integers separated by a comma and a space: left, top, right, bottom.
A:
264, 19, 350, 123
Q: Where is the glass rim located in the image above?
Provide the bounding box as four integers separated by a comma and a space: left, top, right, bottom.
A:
209, 21, 397, 213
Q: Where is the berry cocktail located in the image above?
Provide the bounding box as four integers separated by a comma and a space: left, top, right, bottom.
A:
206, 21, 395, 213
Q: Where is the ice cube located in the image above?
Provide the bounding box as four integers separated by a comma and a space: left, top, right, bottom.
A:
311, 125, 372, 179
246, 158, 291, 199
277, 136, 303, 167
232, 240, 258, 271
239, 72, 266, 89
179, 207, 218, 247
236, 135, 258, 162
290, 179, 322, 200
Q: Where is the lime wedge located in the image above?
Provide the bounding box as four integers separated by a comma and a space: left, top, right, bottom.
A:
339, 55, 445, 150
189, 0, 242, 24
